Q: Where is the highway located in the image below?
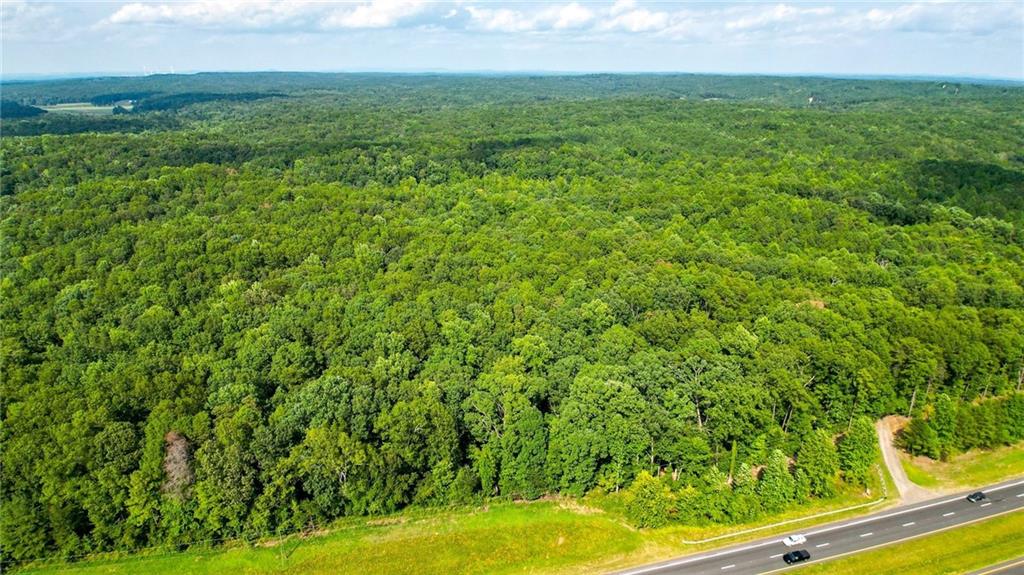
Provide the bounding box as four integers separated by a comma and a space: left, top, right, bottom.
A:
614, 477, 1024, 575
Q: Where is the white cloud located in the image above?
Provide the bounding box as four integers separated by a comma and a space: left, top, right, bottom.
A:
725, 4, 834, 32
1, 0, 68, 41
610, 0, 637, 17
94, 0, 1024, 44
106, 1, 316, 29
599, 3, 669, 33
104, 0, 430, 31
5, 0, 1021, 78
465, 6, 535, 32
854, 2, 1023, 35
466, 3, 594, 33
546, 3, 594, 30
322, 0, 428, 29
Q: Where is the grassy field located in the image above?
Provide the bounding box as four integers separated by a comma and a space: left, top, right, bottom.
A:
901, 441, 1024, 491
797, 509, 1024, 575
38, 102, 127, 115
20, 502, 636, 575
20, 469, 895, 575
901, 458, 942, 489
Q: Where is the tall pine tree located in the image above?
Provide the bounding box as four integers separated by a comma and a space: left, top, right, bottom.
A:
796, 429, 839, 498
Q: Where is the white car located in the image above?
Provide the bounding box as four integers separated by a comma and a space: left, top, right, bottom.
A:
782, 534, 807, 547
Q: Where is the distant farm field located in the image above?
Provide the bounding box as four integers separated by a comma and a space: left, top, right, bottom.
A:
38, 102, 130, 115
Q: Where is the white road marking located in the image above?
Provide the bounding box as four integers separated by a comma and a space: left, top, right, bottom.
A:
792, 478, 1024, 541
756, 507, 1024, 575
816, 543, 830, 548
616, 479, 1024, 575
1017, 493, 1024, 498
721, 564, 735, 570
943, 512, 955, 517
902, 522, 915, 527
981, 502, 992, 507
770, 553, 784, 558
860, 532, 873, 537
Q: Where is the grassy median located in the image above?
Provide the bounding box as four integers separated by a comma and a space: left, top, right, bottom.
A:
797, 509, 1024, 575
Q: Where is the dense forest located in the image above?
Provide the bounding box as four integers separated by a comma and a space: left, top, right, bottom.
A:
1, 73, 1023, 566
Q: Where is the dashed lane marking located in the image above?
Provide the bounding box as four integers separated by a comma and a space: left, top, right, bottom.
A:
756, 507, 1024, 575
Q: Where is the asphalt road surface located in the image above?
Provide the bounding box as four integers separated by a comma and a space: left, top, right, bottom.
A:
614, 477, 1024, 575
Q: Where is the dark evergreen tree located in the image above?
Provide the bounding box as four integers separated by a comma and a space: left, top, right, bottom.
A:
796, 429, 840, 498
757, 449, 795, 513
838, 417, 878, 487
901, 416, 941, 459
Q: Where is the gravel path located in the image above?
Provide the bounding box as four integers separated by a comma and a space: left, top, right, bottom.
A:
876, 416, 937, 504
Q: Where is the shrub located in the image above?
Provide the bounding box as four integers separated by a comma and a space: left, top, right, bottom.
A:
624, 471, 677, 528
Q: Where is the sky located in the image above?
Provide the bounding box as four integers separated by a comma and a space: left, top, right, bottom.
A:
2, 1, 1023, 80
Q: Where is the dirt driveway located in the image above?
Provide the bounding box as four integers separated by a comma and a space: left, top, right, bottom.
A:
876, 416, 937, 504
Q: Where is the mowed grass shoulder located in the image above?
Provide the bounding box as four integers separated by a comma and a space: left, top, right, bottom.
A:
901, 441, 1024, 491
21, 502, 642, 575
797, 509, 1024, 575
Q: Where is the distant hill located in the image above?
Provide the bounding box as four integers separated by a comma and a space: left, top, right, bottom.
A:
1, 100, 46, 118
132, 91, 285, 112
1, 71, 1021, 108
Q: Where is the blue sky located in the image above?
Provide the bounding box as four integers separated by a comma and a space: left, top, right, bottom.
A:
2, 1, 1022, 79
